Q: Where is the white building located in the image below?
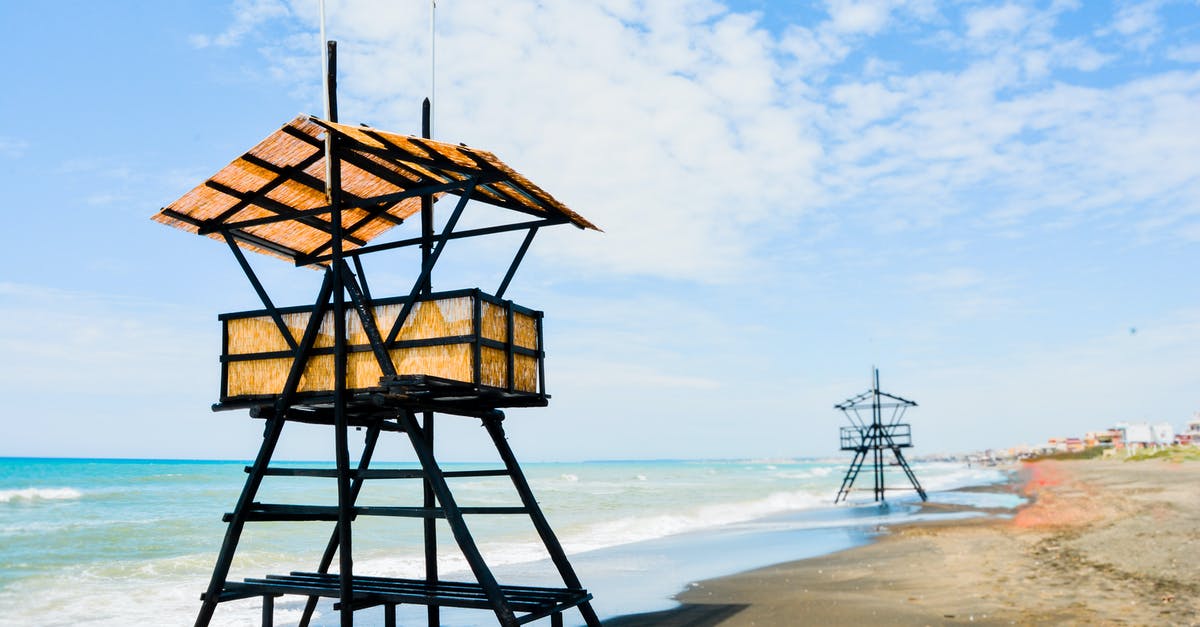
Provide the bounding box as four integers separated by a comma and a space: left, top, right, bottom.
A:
1113, 421, 1175, 449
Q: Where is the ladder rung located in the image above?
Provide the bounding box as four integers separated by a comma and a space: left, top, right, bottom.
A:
224, 504, 529, 522
248, 467, 510, 479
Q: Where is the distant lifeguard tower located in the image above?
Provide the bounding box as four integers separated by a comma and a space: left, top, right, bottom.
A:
833, 369, 927, 504
155, 42, 600, 627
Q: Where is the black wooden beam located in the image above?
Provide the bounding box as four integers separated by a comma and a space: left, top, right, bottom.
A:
304, 217, 564, 265
224, 233, 297, 351
229, 504, 529, 522
324, 39, 356, 627
338, 261, 395, 376
257, 467, 508, 479
203, 180, 368, 247
384, 177, 477, 346
276, 269, 335, 412
298, 177, 484, 265
351, 256, 372, 303
161, 208, 306, 262
282, 123, 435, 190
483, 414, 602, 626
298, 424, 377, 627
201, 148, 328, 230
495, 227, 538, 300
194, 418, 286, 627
397, 410, 518, 625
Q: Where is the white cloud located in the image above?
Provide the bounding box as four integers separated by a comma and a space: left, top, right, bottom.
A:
779, 24, 852, 72
828, 0, 894, 35
190, 0, 291, 48
912, 308, 1200, 450
0, 137, 27, 158
830, 81, 906, 129
287, 0, 828, 283
1049, 39, 1113, 72
965, 3, 1029, 40
908, 267, 985, 291
189, 0, 1200, 280
0, 283, 213, 396
1107, 0, 1164, 50
1167, 42, 1200, 63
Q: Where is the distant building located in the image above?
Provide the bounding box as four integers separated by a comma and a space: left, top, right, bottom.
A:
1113, 421, 1175, 451
1007, 444, 1034, 458
1085, 430, 1119, 448
1152, 422, 1175, 445
1178, 415, 1200, 446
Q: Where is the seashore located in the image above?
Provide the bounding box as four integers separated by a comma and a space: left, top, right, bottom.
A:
604, 458, 1200, 626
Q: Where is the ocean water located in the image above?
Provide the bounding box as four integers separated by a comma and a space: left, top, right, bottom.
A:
0, 457, 1012, 626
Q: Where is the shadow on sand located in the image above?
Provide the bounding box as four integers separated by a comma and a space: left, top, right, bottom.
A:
601, 603, 749, 626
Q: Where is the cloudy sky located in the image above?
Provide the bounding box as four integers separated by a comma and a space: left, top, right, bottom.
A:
2, 0, 1199, 461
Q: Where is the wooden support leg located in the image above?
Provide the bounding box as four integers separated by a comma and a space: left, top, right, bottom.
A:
892, 446, 927, 501
195, 418, 286, 627
262, 595, 274, 627
423, 411, 439, 627
835, 448, 867, 504
384, 603, 396, 627
483, 414, 602, 627
551, 611, 563, 627
398, 410, 519, 626
297, 426, 384, 627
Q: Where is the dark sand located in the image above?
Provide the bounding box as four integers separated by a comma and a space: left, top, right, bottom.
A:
605, 459, 1200, 626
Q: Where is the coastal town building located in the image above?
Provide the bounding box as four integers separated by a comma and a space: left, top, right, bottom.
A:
1084, 430, 1120, 449
1179, 416, 1200, 446
1113, 421, 1175, 451
1029, 416, 1198, 457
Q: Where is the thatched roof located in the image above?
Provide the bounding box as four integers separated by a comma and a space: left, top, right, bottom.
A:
153, 115, 597, 265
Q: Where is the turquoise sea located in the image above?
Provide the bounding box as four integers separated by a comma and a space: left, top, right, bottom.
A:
0, 457, 1015, 626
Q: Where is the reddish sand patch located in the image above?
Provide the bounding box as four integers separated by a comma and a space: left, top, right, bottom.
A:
1012, 460, 1102, 529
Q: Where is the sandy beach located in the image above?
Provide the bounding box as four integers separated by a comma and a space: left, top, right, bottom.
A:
606, 458, 1200, 626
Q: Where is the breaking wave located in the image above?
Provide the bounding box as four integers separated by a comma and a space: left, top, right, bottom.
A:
0, 487, 83, 503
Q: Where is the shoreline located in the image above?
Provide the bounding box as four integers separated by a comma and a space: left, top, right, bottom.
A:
603, 459, 1200, 625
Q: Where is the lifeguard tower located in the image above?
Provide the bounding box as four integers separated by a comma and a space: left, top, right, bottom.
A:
155, 42, 600, 627
833, 369, 927, 504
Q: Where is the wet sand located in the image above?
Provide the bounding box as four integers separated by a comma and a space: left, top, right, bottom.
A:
604, 459, 1200, 625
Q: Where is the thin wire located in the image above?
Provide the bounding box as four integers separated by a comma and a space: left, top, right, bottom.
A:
320, 0, 330, 121
319, 0, 332, 199
430, 0, 437, 137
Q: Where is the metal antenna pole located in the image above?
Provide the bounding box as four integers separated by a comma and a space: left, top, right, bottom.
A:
429, 1, 436, 137
873, 368, 883, 501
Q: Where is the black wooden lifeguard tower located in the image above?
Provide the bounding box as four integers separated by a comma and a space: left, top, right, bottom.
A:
154, 42, 600, 627
833, 369, 927, 504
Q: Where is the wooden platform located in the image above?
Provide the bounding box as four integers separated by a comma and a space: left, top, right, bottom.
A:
214, 374, 549, 420
214, 572, 591, 625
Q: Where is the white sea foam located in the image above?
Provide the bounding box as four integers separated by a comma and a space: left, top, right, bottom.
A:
559, 488, 829, 555
356, 487, 835, 583
0, 487, 83, 503
0, 459, 1012, 627
916, 464, 1008, 492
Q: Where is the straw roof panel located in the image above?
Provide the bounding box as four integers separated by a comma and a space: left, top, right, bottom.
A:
155, 114, 596, 265
322, 120, 598, 231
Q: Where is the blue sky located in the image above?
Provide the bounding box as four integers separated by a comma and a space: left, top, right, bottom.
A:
2, 0, 1199, 461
